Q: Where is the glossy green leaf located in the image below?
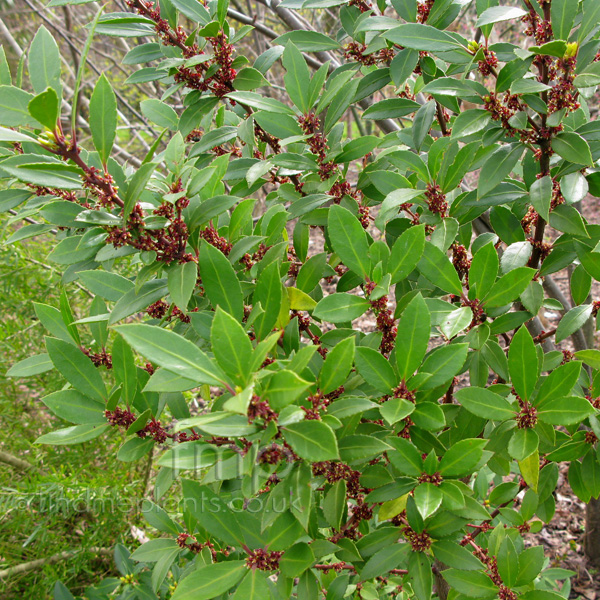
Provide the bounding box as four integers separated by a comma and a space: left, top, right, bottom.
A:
508, 325, 538, 401
283, 420, 339, 461
89, 74, 117, 165
199, 242, 244, 321
418, 242, 463, 295
455, 387, 514, 420
171, 561, 246, 600
114, 324, 227, 386
313, 293, 370, 323
328, 205, 371, 279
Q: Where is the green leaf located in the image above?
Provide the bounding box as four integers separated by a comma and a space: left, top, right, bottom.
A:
419, 343, 468, 390
171, 561, 247, 600
443, 569, 498, 598
0, 86, 39, 127
46, 337, 106, 402
339, 434, 391, 462
355, 346, 397, 394
279, 543, 315, 579
483, 267, 536, 308
211, 308, 253, 385
455, 387, 515, 420
114, 324, 227, 386
477, 5, 526, 26
182, 479, 245, 544
274, 30, 340, 52
6, 353, 53, 377
109, 279, 167, 324
380, 398, 415, 425
34, 302, 76, 345
519, 449, 539, 492
35, 424, 109, 445
320, 336, 355, 394
440, 307, 472, 339
549, 203, 589, 237
439, 438, 488, 477
167, 261, 197, 310
122, 161, 156, 223
363, 98, 420, 120
226, 92, 295, 115
520, 593, 567, 600
140, 98, 178, 130
396, 294, 430, 381
199, 242, 244, 321
469, 242, 498, 300
535, 361, 581, 406
408, 552, 432, 600
89, 74, 117, 165
334, 136, 380, 164
253, 261, 283, 339
451, 109, 491, 139
552, 132, 593, 166
477, 144, 522, 199
79, 270, 133, 301
169, 0, 210, 23
360, 544, 410, 581
530, 175, 552, 222
130, 538, 179, 562
323, 479, 346, 529
313, 293, 370, 323
537, 396, 595, 425
413, 101, 436, 151
509, 325, 538, 401
388, 224, 425, 284
264, 370, 312, 411
283, 420, 339, 461
29, 26, 62, 97
41, 389, 105, 424
556, 304, 593, 342
383, 23, 466, 52
414, 482, 443, 519
432, 540, 484, 571
28, 87, 59, 130
3, 162, 83, 190
574, 349, 600, 370
233, 67, 269, 91
508, 427, 539, 461
388, 437, 423, 476
328, 205, 371, 279
231, 569, 271, 600
551, 0, 578, 41
282, 42, 310, 113
418, 242, 463, 295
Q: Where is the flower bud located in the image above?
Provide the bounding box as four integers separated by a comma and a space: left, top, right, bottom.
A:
467, 40, 480, 53
564, 42, 578, 58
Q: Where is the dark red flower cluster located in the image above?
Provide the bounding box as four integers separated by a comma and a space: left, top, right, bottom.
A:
248, 394, 278, 423
451, 243, 471, 281
312, 461, 364, 499
478, 48, 498, 77
418, 472, 443, 485
245, 548, 283, 571
417, 0, 434, 23
515, 403, 538, 429
199, 224, 232, 255
81, 347, 113, 369
425, 183, 447, 217
403, 526, 432, 552
105, 408, 136, 429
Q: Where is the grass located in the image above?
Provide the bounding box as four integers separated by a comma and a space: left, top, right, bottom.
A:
0, 215, 148, 599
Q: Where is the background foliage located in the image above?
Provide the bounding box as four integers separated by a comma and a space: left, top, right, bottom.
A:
2, 0, 600, 598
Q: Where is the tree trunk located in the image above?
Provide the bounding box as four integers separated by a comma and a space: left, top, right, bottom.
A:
586, 500, 600, 565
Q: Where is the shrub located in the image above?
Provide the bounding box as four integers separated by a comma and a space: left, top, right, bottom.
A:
3, 0, 600, 598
